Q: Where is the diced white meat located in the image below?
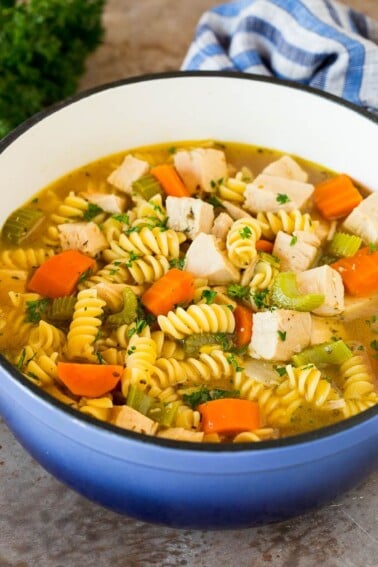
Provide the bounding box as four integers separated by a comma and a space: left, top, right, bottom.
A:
342, 292, 378, 322
173, 148, 228, 193
83, 192, 126, 214
296, 265, 344, 316
244, 174, 314, 213
184, 233, 240, 284
211, 212, 233, 241
273, 230, 320, 273
219, 199, 254, 220
157, 427, 204, 442
249, 309, 312, 361
58, 222, 108, 257
342, 192, 378, 245
262, 155, 309, 182
166, 196, 214, 240
112, 405, 158, 436
107, 155, 149, 194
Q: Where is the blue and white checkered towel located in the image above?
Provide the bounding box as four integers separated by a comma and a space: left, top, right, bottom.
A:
182, 0, 378, 114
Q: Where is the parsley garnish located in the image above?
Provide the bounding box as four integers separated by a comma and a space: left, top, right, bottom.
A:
25, 298, 49, 323
278, 330, 287, 341
276, 193, 290, 204
127, 319, 148, 338
251, 288, 270, 309
274, 365, 287, 377
239, 226, 253, 239
226, 353, 244, 372
370, 339, 378, 351
201, 289, 217, 305
227, 283, 250, 300
83, 202, 103, 221
182, 385, 240, 409
124, 251, 141, 268
290, 235, 298, 246
169, 257, 185, 270
113, 213, 130, 225
77, 268, 92, 284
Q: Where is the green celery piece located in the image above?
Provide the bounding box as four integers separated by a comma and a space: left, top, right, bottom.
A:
132, 174, 164, 200
107, 287, 138, 327
292, 340, 353, 367
127, 384, 154, 415
328, 232, 362, 258
272, 272, 324, 312
148, 401, 180, 427
47, 295, 76, 321
183, 333, 234, 357
2, 207, 44, 244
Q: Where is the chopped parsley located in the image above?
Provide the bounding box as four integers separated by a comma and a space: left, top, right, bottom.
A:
182, 385, 240, 409
124, 251, 141, 268
113, 213, 130, 225
25, 298, 50, 323
83, 202, 103, 221
290, 235, 298, 246
227, 283, 250, 300
277, 330, 287, 341
127, 319, 148, 338
370, 339, 378, 351
207, 195, 225, 209
226, 353, 244, 372
274, 365, 287, 377
201, 289, 217, 305
169, 257, 185, 270
239, 226, 252, 239
276, 193, 290, 205
251, 288, 270, 309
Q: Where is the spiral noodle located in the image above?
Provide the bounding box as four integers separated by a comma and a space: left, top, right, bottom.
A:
150, 349, 235, 389
79, 395, 113, 422
150, 330, 185, 360
342, 393, 378, 418
281, 364, 340, 409
23, 350, 59, 387
158, 304, 235, 340
256, 210, 318, 240
248, 259, 278, 291
0, 248, 54, 270
122, 332, 157, 396
29, 321, 66, 355
174, 404, 201, 430
66, 289, 106, 361
132, 194, 166, 222
234, 371, 301, 426
218, 175, 247, 203
233, 428, 279, 443
226, 217, 262, 268
339, 353, 375, 399
110, 227, 186, 259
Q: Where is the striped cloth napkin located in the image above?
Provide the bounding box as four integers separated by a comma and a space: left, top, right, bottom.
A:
182, 0, 378, 114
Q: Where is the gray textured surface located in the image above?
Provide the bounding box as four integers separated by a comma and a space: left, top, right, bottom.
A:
1, 1, 378, 565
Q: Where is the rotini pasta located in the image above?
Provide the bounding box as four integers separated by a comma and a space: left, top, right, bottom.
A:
157, 304, 235, 340
66, 289, 106, 362
226, 217, 262, 268
256, 210, 318, 240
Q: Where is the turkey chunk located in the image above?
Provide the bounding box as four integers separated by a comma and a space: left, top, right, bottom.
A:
244, 174, 314, 213
342, 192, 378, 245
211, 212, 233, 241
273, 230, 320, 273
166, 196, 214, 240
157, 427, 204, 442
112, 406, 158, 436
296, 265, 344, 316
262, 155, 309, 182
107, 155, 149, 194
58, 222, 108, 257
184, 233, 240, 284
83, 192, 126, 214
173, 148, 228, 193
249, 310, 312, 361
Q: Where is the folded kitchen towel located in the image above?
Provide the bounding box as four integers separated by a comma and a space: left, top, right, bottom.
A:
182, 0, 378, 114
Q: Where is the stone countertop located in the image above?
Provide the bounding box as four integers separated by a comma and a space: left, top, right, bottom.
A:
1, 1, 378, 565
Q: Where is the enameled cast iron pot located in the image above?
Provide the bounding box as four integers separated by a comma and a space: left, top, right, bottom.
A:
0, 73, 377, 529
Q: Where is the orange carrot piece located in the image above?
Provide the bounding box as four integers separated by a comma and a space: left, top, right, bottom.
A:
313, 174, 362, 220
150, 164, 191, 197
256, 239, 274, 253
27, 250, 95, 298
198, 398, 261, 435
141, 268, 195, 316
233, 304, 253, 347
57, 362, 123, 397
331, 247, 378, 296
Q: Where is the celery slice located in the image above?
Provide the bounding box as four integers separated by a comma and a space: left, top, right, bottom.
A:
183, 333, 234, 356
148, 401, 180, 427
258, 252, 280, 267
47, 295, 77, 321
127, 384, 154, 415
2, 207, 44, 245
272, 272, 324, 312
328, 232, 362, 258
292, 340, 353, 367
132, 174, 164, 200
107, 287, 138, 327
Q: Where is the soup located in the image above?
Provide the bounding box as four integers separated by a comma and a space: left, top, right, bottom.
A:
0, 140, 377, 443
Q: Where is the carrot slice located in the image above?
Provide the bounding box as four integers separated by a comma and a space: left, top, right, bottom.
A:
57, 362, 123, 397
233, 304, 253, 347
27, 250, 95, 298
331, 247, 378, 296
141, 268, 195, 316
150, 164, 191, 197
255, 239, 274, 253
198, 398, 261, 435
313, 174, 362, 220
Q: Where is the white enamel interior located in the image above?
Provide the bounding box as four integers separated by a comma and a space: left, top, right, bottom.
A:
0, 74, 377, 224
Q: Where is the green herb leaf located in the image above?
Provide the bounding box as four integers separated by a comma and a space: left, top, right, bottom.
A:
83, 202, 103, 221
201, 289, 217, 305
182, 385, 240, 409
276, 193, 291, 205
227, 283, 250, 300
25, 298, 50, 323
278, 330, 287, 341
